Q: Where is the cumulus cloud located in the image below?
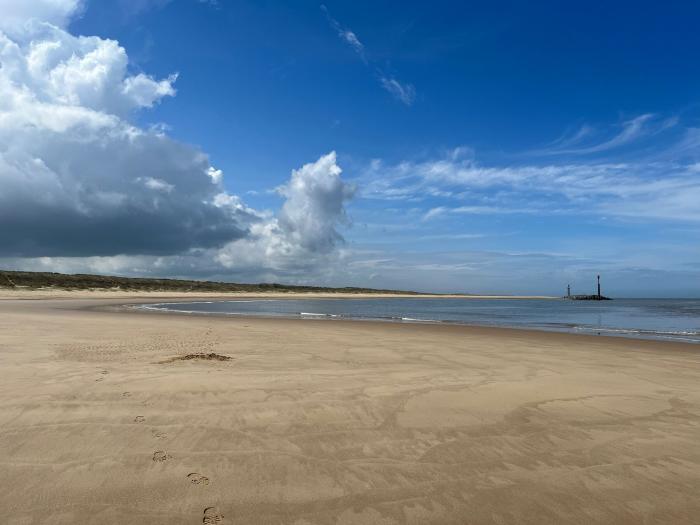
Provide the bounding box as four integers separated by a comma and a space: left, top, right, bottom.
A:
0, 0, 83, 34
279, 152, 355, 251
1, 152, 355, 283
215, 152, 355, 273
0, 20, 246, 257
1, 24, 177, 117
0, 2, 354, 276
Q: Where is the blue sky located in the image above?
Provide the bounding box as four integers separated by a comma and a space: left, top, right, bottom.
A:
1, 0, 699, 296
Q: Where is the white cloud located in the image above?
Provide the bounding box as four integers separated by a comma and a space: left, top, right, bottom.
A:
1, 153, 355, 282
340, 30, 364, 57
364, 143, 700, 222
321, 5, 416, 106
422, 206, 447, 221
0, 0, 83, 34
321, 4, 366, 63
1, 24, 176, 117
561, 114, 655, 154
379, 76, 416, 106
533, 114, 679, 156
278, 151, 355, 251
139, 177, 174, 193
0, 19, 242, 256
215, 152, 355, 273
0, 3, 355, 279
207, 166, 223, 185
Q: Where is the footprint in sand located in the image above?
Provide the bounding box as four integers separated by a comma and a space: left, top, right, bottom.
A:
152, 430, 167, 439
188, 473, 210, 485
152, 451, 169, 462
134, 416, 146, 423
122, 391, 131, 398
202, 507, 224, 524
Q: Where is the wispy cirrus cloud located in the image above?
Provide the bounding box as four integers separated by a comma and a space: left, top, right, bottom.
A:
379, 76, 416, 106
360, 118, 700, 223
421, 205, 542, 221
339, 246, 700, 296
321, 5, 366, 62
321, 4, 416, 106
532, 113, 679, 156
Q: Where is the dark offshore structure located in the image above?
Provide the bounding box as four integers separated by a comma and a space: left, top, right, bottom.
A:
565, 275, 611, 300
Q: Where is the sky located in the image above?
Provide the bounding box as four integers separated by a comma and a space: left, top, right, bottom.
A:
1, 0, 699, 296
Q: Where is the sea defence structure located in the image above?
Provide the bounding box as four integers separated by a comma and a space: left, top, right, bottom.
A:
565, 275, 611, 300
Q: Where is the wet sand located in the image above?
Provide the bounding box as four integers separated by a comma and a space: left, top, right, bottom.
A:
1, 294, 700, 524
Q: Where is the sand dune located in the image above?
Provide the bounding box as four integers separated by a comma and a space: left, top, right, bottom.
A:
1, 296, 699, 524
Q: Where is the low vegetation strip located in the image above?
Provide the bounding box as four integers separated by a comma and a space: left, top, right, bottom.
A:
0, 269, 419, 295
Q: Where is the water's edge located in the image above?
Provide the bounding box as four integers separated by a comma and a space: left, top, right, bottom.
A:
133, 298, 700, 345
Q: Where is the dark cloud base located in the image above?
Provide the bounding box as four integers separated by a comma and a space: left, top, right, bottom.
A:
0, 209, 246, 257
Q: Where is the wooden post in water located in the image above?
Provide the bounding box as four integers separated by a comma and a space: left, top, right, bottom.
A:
597, 275, 601, 299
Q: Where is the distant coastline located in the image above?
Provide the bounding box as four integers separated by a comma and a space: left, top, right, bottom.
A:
0, 269, 557, 299
0, 269, 419, 295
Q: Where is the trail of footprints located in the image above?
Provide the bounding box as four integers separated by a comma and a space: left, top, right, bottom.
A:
188, 473, 210, 485
203, 507, 225, 524
152, 450, 170, 462
121, 392, 222, 522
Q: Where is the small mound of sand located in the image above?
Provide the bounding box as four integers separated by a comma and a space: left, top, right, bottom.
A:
160, 353, 233, 363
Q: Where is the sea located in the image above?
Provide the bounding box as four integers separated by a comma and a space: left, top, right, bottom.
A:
138, 298, 700, 344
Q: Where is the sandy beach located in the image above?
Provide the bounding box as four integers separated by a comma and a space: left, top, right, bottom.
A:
1, 293, 700, 524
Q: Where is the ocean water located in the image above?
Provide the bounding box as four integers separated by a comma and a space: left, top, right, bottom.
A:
138, 298, 700, 344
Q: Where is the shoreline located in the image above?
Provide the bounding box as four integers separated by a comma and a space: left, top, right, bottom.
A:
3, 290, 696, 346
4, 292, 699, 356
121, 295, 700, 347
127, 302, 700, 347
8, 293, 700, 350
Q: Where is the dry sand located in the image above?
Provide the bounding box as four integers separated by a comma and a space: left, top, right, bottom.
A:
1, 294, 699, 524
